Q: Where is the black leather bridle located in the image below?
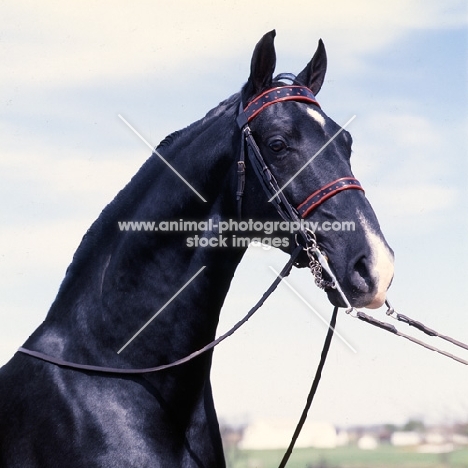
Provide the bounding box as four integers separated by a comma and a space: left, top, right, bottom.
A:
235, 78, 364, 242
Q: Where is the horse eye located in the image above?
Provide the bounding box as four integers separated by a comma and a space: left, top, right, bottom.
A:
268, 139, 287, 153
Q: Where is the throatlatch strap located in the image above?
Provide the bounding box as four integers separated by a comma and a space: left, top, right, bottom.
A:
236, 135, 246, 219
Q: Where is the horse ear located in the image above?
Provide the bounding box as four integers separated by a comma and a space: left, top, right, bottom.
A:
244, 30, 277, 100
296, 39, 327, 95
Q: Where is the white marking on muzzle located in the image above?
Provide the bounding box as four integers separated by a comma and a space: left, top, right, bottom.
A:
359, 214, 394, 309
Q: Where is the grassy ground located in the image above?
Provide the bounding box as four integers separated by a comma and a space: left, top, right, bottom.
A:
226, 445, 468, 468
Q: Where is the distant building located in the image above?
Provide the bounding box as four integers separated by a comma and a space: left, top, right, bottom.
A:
240, 420, 338, 450
391, 431, 422, 446
357, 435, 378, 450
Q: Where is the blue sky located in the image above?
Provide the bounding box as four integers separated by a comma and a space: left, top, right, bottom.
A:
1, 1, 467, 431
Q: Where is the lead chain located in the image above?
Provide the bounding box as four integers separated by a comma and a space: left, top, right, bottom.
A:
302, 230, 336, 290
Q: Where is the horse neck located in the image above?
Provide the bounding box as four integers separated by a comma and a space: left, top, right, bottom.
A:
27, 95, 245, 369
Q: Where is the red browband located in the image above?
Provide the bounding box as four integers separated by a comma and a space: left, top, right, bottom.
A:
297, 177, 364, 218
244, 86, 320, 122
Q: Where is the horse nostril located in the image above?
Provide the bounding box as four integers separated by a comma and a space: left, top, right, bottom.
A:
350, 256, 371, 294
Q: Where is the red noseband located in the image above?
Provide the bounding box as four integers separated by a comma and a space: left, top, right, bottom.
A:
297, 177, 364, 218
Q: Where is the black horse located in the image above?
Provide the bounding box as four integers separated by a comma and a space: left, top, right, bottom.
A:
0, 31, 393, 467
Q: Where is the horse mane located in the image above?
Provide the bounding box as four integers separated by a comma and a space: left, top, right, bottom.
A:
156, 131, 183, 149
156, 93, 240, 150
54, 91, 241, 294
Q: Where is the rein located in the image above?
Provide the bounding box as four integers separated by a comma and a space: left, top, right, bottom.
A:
348, 301, 468, 366
18, 244, 303, 375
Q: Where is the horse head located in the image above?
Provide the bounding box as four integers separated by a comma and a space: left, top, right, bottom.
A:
240, 30, 394, 309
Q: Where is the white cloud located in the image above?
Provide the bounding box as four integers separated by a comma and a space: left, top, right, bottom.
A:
373, 184, 457, 216
1, 147, 142, 196
0, 116, 148, 212
350, 111, 461, 227
0, 219, 88, 272
1, 0, 465, 89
